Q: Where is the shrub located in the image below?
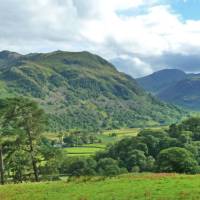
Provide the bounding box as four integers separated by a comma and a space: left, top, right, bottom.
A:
68, 158, 97, 177
96, 158, 122, 176
157, 147, 199, 174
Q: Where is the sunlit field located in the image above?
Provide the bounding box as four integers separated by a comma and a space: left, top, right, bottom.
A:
63, 146, 105, 157
103, 128, 141, 138
1, 173, 200, 200
44, 127, 167, 157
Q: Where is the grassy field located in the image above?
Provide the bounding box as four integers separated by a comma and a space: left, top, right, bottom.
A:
101, 126, 168, 140
1, 173, 200, 200
103, 128, 141, 138
45, 126, 168, 157
62, 128, 142, 157
64, 146, 105, 157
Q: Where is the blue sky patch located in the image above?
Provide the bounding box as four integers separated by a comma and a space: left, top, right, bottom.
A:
162, 0, 200, 21
117, 0, 200, 21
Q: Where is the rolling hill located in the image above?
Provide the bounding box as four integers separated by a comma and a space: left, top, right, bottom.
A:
0, 51, 186, 131
137, 69, 200, 110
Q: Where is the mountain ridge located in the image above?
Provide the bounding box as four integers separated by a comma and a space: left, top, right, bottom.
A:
137, 69, 187, 94
0, 51, 186, 131
137, 68, 200, 110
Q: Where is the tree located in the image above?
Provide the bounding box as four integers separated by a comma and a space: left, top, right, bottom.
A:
138, 130, 169, 157
0, 145, 4, 184
18, 99, 45, 182
5, 148, 31, 183
3, 98, 45, 182
63, 135, 76, 147
178, 117, 200, 140
68, 158, 97, 176
96, 158, 122, 176
39, 139, 64, 179
0, 98, 20, 185
184, 141, 200, 164
125, 150, 147, 172
157, 147, 199, 174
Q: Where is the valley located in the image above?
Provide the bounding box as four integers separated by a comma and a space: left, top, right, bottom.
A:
1, 1, 200, 199
0, 51, 198, 200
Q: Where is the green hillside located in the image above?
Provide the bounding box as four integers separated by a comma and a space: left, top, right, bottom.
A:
1, 174, 200, 200
0, 51, 186, 131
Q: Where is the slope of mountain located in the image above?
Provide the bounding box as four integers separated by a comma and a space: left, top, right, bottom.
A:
158, 76, 200, 110
137, 69, 187, 94
0, 51, 186, 131
137, 69, 200, 110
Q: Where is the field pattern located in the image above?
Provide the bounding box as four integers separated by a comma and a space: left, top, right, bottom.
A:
44, 127, 168, 157
64, 146, 105, 157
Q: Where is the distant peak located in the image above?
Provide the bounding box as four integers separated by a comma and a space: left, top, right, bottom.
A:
153, 68, 186, 75
0, 50, 22, 59
47, 50, 92, 55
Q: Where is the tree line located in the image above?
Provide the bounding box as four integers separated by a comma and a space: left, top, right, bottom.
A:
67, 117, 200, 176
0, 97, 200, 185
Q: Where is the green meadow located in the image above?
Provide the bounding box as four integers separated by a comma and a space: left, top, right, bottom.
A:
63, 146, 104, 157
1, 174, 200, 200
46, 128, 144, 157
61, 127, 167, 157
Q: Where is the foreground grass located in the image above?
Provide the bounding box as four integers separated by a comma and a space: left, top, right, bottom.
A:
1, 174, 200, 200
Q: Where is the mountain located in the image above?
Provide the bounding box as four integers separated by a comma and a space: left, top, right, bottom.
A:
137, 69, 200, 110
0, 51, 186, 131
158, 76, 200, 110
137, 69, 187, 94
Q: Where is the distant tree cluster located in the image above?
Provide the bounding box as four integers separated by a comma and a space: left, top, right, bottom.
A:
62, 131, 101, 147
66, 117, 200, 176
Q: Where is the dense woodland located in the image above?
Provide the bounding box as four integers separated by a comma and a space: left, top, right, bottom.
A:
0, 97, 199, 184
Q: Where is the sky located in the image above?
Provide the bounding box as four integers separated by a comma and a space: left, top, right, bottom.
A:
1, 0, 200, 77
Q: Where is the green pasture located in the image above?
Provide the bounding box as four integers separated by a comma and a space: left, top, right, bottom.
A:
1, 173, 200, 200
45, 126, 167, 157
63, 146, 105, 157
103, 128, 141, 138
102, 126, 167, 140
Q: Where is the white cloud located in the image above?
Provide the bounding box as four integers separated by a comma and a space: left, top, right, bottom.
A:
0, 0, 200, 77
112, 56, 153, 77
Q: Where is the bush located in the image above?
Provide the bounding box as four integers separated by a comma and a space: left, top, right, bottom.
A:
157, 147, 199, 174
131, 166, 140, 173
97, 158, 122, 176
68, 158, 97, 176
